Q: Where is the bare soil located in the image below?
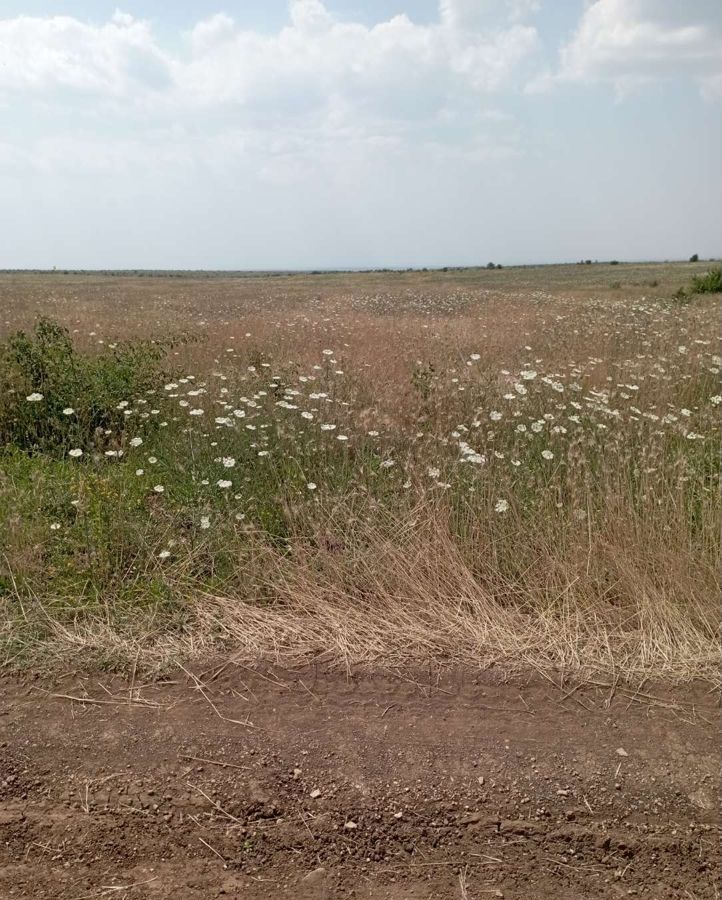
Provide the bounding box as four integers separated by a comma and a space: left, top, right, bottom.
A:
0, 665, 719, 899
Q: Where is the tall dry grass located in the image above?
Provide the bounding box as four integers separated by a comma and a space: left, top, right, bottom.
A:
0, 267, 719, 681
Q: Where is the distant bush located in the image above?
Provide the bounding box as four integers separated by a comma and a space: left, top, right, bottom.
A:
689, 253, 698, 263
609, 260, 620, 265
690, 267, 722, 294
0, 318, 170, 456
486, 262, 496, 269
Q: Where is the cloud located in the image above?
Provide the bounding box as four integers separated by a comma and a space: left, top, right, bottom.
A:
176, 3, 538, 119
546, 0, 722, 96
0, 1, 540, 177
0, 3, 538, 113
0, 10, 172, 96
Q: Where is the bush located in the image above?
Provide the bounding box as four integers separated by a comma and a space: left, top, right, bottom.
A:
689, 253, 698, 263
0, 318, 169, 456
690, 267, 722, 295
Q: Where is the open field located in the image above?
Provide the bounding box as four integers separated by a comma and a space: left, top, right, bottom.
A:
0, 262, 720, 898
0, 261, 720, 680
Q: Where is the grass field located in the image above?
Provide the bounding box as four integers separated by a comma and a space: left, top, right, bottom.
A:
1, 261, 719, 680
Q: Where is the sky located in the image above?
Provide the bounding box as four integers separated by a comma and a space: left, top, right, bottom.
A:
0, 0, 720, 269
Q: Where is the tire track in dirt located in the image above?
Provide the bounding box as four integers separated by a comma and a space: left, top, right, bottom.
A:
1, 666, 718, 898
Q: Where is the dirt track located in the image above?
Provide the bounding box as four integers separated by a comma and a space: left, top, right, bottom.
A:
0, 665, 719, 899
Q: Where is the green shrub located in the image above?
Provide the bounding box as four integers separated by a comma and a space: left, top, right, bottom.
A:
0, 318, 169, 456
690, 267, 722, 295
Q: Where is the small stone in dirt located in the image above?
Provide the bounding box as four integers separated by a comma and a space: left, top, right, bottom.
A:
293, 768, 302, 779
616, 748, 629, 757
477, 776, 485, 785
302, 867, 327, 885
393, 811, 403, 819
310, 788, 321, 799
344, 820, 358, 830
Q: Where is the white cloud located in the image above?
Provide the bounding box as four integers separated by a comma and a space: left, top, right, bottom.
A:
176, 4, 538, 118
0, 3, 538, 116
550, 0, 722, 96
188, 13, 235, 56
288, 0, 334, 32
0, 10, 171, 96
0, 2, 540, 178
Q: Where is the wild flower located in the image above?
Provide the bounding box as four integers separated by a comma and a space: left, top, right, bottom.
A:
153, 485, 165, 493
494, 499, 509, 513
68, 448, 83, 458
26, 393, 43, 402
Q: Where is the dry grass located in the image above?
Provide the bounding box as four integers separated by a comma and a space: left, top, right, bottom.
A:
0, 263, 719, 682
18, 497, 719, 684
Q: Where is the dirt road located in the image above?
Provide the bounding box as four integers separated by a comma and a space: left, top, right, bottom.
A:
1, 665, 718, 899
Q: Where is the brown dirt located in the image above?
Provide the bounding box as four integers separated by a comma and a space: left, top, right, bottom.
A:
0, 665, 719, 899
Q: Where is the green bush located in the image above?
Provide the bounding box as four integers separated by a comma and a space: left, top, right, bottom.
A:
0, 318, 169, 456
690, 267, 722, 295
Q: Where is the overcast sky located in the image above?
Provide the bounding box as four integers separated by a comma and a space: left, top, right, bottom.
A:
1, 0, 720, 269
